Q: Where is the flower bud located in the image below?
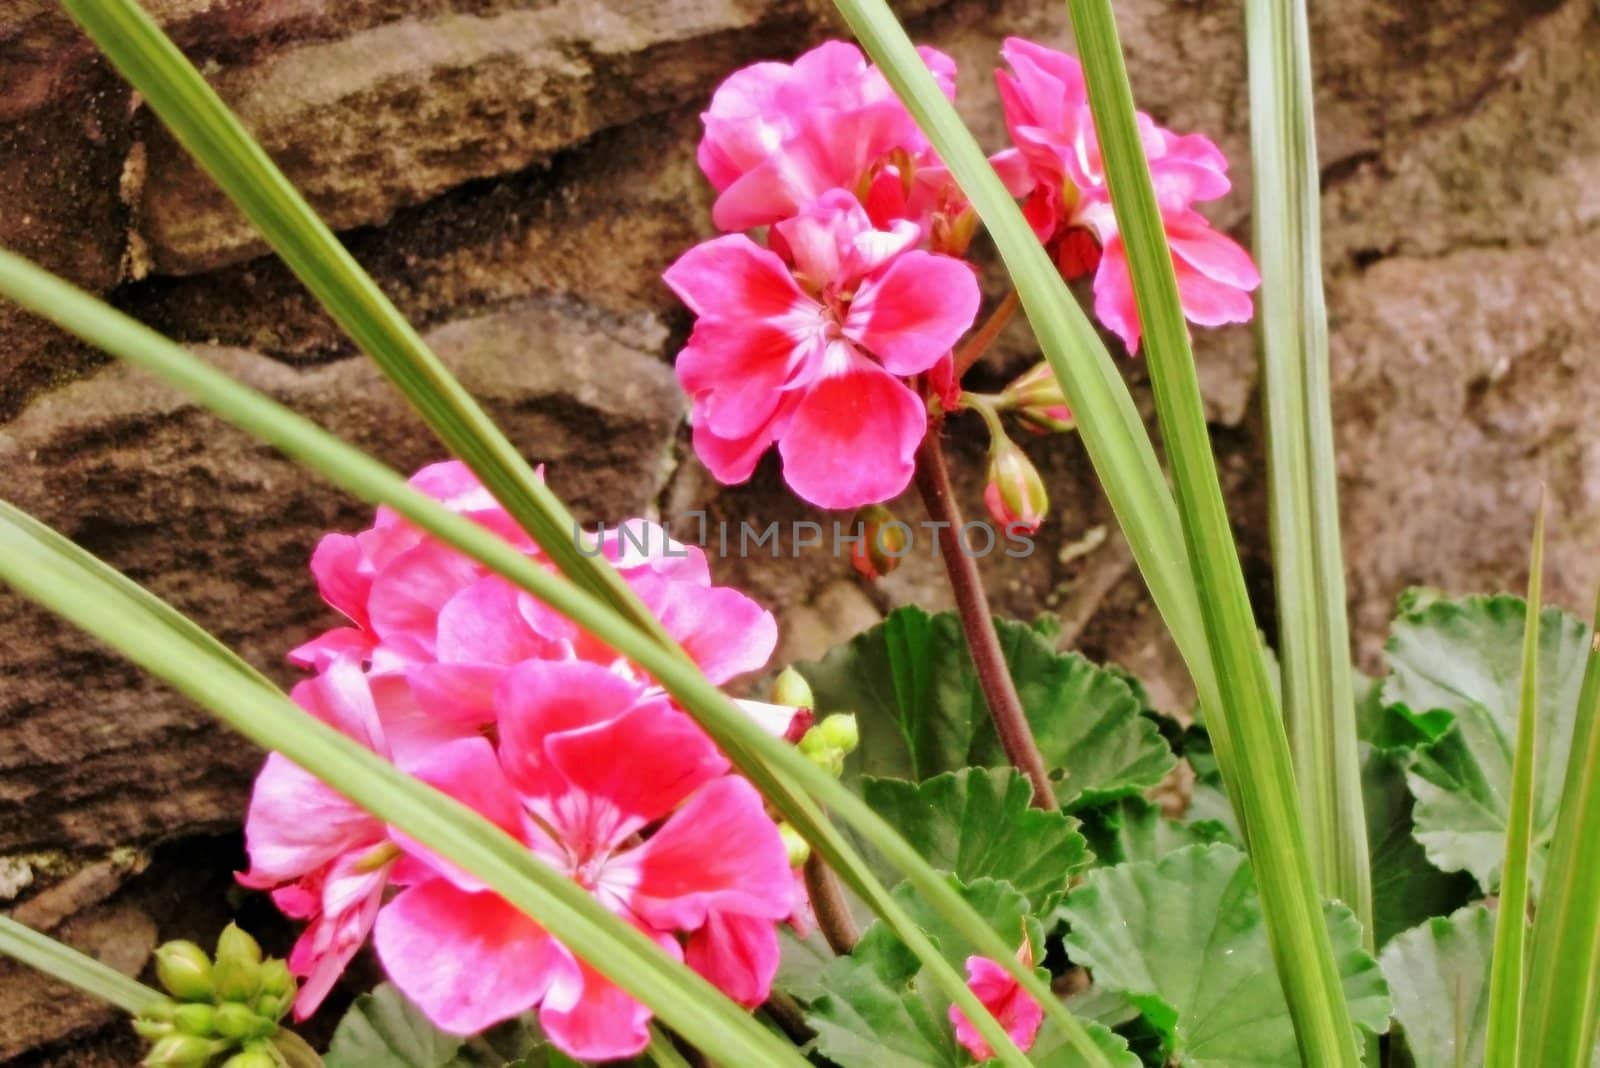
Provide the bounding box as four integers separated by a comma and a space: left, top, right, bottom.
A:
850, 504, 909, 581
143, 1033, 215, 1067
213, 957, 261, 1004
215, 924, 263, 969
256, 959, 295, 1002
931, 206, 980, 258
771, 667, 814, 711
253, 995, 284, 1024
815, 713, 859, 756
220, 1050, 280, 1068
1001, 363, 1075, 435
172, 1002, 215, 1037
154, 941, 214, 1002
214, 1001, 271, 1041
132, 1018, 174, 1041
984, 438, 1049, 535
778, 822, 811, 868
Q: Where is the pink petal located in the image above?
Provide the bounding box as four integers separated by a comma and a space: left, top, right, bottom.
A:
538, 949, 658, 1062
663, 235, 809, 321
495, 660, 648, 798
627, 572, 777, 684
242, 754, 381, 886
290, 658, 386, 751
435, 576, 549, 666
989, 146, 1038, 198
287, 627, 375, 671
675, 318, 808, 440
617, 777, 793, 932
1091, 237, 1143, 352
948, 955, 1044, 1060
690, 413, 784, 488
998, 38, 1087, 136
685, 911, 782, 1007
542, 698, 730, 850
289, 856, 391, 1019
375, 881, 561, 1036
845, 250, 980, 374
777, 345, 928, 509
1168, 211, 1262, 291
403, 662, 503, 727
309, 533, 371, 628
392, 737, 533, 891
367, 543, 484, 657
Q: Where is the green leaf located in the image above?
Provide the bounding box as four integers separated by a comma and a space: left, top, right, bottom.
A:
1362, 747, 1476, 949
1382, 593, 1593, 893
798, 607, 1175, 810
326, 986, 592, 1068
0, 914, 161, 1016
1485, 501, 1545, 1068
1246, 0, 1371, 949
1381, 905, 1495, 1068
1078, 796, 1235, 869
861, 768, 1090, 909
1523, 586, 1600, 1066
1058, 844, 1390, 1066
808, 878, 1132, 1068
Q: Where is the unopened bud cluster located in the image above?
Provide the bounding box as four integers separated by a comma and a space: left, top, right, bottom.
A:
769, 669, 860, 867
136, 924, 295, 1067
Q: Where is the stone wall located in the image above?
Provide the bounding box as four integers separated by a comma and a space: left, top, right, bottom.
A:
3, 0, 1598, 1059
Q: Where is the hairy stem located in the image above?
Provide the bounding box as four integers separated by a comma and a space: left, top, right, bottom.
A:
953, 290, 1021, 378
804, 855, 861, 954
914, 426, 1056, 809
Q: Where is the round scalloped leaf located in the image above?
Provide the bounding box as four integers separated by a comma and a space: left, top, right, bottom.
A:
1381, 593, 1592, 893
861, 768, 1090, 910
1058, 844, 1390, 1067
795, 606, 1174, 809
1379, 904, 1494, 1068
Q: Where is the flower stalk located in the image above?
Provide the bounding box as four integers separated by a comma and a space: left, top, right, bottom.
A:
804, 855, 862, 955
914, 424, 1056, 809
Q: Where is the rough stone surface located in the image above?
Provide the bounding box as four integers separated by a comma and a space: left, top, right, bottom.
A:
2, 0, 1599, 1057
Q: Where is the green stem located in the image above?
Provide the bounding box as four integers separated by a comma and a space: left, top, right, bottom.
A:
1061, 0, 1357, 1061
914, 426, 1057, 809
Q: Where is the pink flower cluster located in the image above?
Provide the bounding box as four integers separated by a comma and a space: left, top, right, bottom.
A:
242, 462, 805, 1061
667, 38, 1258, 509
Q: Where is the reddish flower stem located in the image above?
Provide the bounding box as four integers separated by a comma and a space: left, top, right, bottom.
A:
804, 854, 860, 955
952, 289, 1021, 378
913, 426, 1057, 810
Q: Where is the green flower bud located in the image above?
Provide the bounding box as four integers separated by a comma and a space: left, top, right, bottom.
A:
777, 822, 811, 868
132, 1018, 174, 1041
220, 1049, 280, 1068
1001, 363, 1075, 435
253, 994, 284, 1023
172, 1002, 215, 1037
815, 713, 859, 755
154, 941, 214, 1002
256, 958, 295, 1001
798, 724, 846, 778
214, 1001, 269, 1041
215, 923, 264, 969
984, 437, 1048, 535
140, 998, 178, 1024
770, 667, 814, 711
143, 1033, 215, 1067
213, 957, 261, 1004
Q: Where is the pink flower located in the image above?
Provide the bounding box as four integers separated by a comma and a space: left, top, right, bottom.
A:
993, 37, 1259, 351
664, 190, 980, 509
373, 660, 795, 1060
698, 42, 959, 232
948, 939, 1044, 1060
239, 660, 468, 1018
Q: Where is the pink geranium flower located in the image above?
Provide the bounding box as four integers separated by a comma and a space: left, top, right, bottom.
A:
239, 660, 468, 1018
992, 37, 1260, 351
664, 190, 980, 509
948, 939, 1045, 1060
698, 41, 960, 233
373, 660, 795, 1060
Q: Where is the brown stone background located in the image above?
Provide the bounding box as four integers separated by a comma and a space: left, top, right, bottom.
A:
2, 0, 1597, 1060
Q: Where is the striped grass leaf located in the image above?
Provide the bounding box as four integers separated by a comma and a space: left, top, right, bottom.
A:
1057, 0, 1356, 1061
1485, 497, 1545, 1067
1244, 0, 1372, 942
0, 914, 161, 1016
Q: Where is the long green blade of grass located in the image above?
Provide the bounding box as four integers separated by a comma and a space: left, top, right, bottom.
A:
57, 0, 670, 651
1245, 0, 1372, 942
1059, 1, 1356, 1062
1521, 585, 1600, 1066
0, 248, 1112, 1066
828, 0, 1242, 814
0, 511, 806, 1067
1486, 497, 1545, 1068
0, 915, 161, 1015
